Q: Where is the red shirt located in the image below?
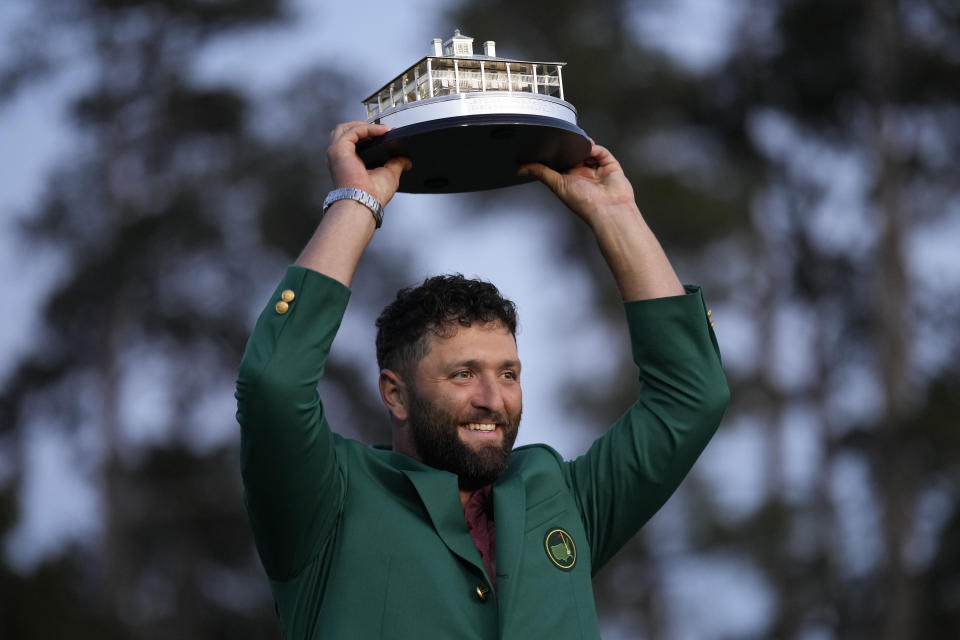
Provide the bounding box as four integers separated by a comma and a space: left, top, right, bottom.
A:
463, 485, 496, 589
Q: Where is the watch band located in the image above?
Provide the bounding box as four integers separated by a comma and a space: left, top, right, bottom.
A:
322, 188, 385, 228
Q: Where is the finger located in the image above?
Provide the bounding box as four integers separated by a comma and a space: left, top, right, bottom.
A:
383, 155, 413, 179
330, 121, 387, 144
330, 121, 363, 142
519, 161, 546, 181
343, 122, 388, 145
367, 156, 412, 206
327, 122, 390, 171
588, 144, 620, 169
517, 162, 563, 193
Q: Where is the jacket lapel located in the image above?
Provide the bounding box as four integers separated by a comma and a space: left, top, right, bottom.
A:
492, 464, 526, 613
400, 468, 487, 577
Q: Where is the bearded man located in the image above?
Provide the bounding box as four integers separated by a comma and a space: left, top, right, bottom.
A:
235, 121, 729, 639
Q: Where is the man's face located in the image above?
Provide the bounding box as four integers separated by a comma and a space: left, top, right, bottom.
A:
405, 321, 522, 490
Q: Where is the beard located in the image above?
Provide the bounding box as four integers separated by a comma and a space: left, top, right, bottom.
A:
406, 388, 520, 491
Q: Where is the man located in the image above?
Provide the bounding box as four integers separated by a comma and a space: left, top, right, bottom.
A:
235, 121, 729, 639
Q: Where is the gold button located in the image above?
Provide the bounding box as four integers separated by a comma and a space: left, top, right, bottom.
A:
275, 300, 289, 315
281, 289, 295, 303
707, 309, 713, 318
475, 585, 489, 601
710, 321, 716, 328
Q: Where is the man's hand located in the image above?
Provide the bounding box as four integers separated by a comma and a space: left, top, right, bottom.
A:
519, 142, 684, 301
518, 144, 637, 227
328, 121, 411, 207
294, 122, 410, 287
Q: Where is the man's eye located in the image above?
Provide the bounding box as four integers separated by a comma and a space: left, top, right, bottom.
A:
453, 370, 471, 379
502, 371, 518, 380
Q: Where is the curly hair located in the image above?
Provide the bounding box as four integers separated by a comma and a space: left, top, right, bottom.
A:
375, 274, 518, 375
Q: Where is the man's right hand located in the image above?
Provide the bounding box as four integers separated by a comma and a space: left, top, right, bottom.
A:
327, 121, 411, 207
293, 123, 410, 287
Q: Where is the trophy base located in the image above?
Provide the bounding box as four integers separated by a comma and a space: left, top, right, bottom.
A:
357, 114, 591, 194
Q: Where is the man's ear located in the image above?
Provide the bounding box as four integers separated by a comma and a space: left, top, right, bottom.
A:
379, 369, 409, 422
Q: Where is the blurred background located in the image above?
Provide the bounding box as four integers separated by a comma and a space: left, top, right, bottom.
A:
1, 0, 959, 638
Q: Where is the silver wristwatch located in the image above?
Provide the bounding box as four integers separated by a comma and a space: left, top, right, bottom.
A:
322, 187, 385, 228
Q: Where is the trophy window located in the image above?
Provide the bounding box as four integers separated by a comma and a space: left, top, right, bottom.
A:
430, 57, 457, 97
456, 60, 483, 93
536, 64, 563, 98
483, 61, 508, 91
509, 63, 534, 93
414, 61, 430, 100
399, 71, 417, 104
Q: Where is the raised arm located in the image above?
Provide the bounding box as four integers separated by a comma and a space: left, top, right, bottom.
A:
522, 144, 728, 571
237, 122, 409, 580
296, 121, 411, 285
519, 144, 683, 301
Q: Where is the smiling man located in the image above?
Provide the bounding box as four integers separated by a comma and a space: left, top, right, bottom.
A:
235, 121, 730, 639
376, 274, 523, 507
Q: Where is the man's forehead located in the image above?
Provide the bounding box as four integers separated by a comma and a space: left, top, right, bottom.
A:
429, 318, 513, 339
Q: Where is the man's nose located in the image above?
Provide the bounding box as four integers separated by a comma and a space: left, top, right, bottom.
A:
471, 375, 506, 415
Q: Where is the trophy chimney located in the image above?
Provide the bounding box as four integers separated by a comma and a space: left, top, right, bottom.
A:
483, 41, 496, 57
431, 38, 443, 56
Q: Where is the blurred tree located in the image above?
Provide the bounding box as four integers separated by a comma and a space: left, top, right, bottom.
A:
0, 1, 417, 638
2, 0, 958, 638
447, 1, 960, 638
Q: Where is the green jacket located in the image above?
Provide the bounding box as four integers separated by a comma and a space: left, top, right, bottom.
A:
236, 266, 729, 639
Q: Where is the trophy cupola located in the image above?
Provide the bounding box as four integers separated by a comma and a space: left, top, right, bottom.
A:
443, 29, 475, 57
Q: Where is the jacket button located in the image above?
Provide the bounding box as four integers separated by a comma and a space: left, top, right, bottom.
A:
475, 585, 490, 601
280, 289, 296, 303
275, 301, 289, 315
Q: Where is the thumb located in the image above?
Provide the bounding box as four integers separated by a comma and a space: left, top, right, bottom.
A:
518, 162, 564, 194
371, 156, 412, 205
384, 155, 413, 178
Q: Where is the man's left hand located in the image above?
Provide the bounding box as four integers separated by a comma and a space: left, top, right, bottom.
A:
518, 144, 638, 226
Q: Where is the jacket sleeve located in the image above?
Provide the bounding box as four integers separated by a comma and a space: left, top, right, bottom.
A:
563, 285, 730, 573
235, 266, 351, 581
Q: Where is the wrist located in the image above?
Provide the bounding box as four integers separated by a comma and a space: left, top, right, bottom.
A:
323, 187, 385, 228
582, 200, 643, 231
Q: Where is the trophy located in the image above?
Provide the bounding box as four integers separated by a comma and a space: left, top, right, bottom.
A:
357, 30, 591, 193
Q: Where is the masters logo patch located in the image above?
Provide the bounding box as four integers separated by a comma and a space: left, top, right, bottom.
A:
544, 528, 576, 570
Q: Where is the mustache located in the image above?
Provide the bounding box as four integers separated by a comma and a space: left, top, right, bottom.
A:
459, 410, 508, 424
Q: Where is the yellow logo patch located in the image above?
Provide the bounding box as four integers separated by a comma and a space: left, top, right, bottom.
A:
544, 528, 576, 570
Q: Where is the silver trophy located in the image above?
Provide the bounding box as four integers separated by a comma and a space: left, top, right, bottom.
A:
357, 30, 591, 193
